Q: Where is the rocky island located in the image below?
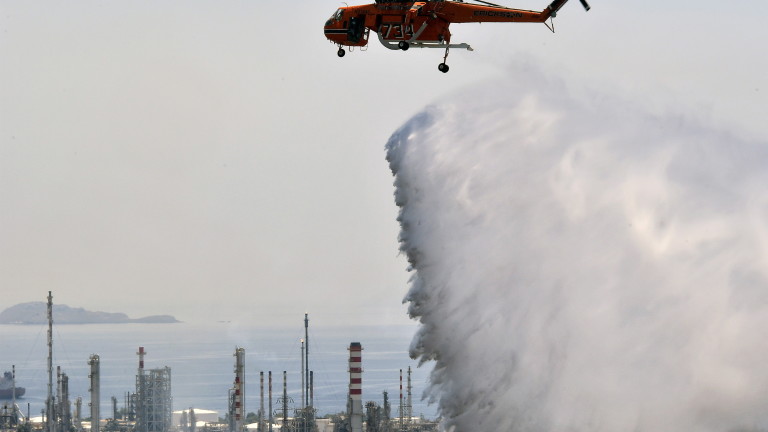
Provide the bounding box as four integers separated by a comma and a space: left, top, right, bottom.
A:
0, 302, 179, 324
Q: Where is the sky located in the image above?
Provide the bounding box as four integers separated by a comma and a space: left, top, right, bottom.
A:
1, 0, 767, 328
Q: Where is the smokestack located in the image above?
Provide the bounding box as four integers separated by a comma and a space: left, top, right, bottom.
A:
46, 292, 55, 432
260, 372, 265, 432
137, 347, 145, 370
268, 372, 273, 432
136, 347, 145, 432
348, 342, 363, 432
233, 347, 245, 432
88, 355, 100, 432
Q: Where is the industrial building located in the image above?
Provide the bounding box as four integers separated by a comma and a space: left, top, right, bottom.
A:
8, 296, 437, 432
135, 348, 172, 432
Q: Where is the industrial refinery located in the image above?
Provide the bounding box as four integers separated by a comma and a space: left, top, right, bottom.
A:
1, 294, 438, 432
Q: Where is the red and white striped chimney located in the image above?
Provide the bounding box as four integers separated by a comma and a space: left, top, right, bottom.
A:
348, 342, 363, 432
137, 347, 145, 370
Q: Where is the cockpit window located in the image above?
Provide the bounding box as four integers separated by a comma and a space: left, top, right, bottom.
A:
325, 9, 344, 25
334, 9, 343, 20
326, 8, 344, 26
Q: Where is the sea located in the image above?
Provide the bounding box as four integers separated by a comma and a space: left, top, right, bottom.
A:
0, 322, 437, 421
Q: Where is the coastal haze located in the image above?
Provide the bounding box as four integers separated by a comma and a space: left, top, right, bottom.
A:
3, 0, 768, 430
2, 1, 766, 329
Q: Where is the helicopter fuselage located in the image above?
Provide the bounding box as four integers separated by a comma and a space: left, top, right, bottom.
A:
323, 0, 587, 72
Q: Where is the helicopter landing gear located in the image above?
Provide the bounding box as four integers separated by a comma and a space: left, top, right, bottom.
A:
398, 41, 410, 51
438, 45, 450, 73
337, 47, 346, 57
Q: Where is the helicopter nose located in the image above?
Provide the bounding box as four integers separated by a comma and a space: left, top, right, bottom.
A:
324, 22, 346, 42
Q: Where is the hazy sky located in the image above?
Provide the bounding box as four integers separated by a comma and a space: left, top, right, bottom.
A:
1, 0, 766, 327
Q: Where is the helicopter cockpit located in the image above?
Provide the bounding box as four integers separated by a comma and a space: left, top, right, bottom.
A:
326, 8, 344, 26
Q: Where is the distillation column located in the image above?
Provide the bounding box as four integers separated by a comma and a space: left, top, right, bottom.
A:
58, 368, 71, 431
74, 397, 82, 430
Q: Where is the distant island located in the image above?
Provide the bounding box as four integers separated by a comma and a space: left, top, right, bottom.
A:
0, 302, 179, 324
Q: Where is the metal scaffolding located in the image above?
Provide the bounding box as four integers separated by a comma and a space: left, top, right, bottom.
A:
142, 367, 172, 432
135, 348, 172, 432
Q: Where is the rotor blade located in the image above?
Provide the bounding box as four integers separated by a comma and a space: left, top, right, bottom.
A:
471, 0, 508, 9
578, 0, 590, 11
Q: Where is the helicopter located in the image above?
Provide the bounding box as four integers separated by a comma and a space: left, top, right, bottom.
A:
324, 0, 589, 72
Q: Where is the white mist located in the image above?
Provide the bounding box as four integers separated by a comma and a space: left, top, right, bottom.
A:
386, 65, 768, 432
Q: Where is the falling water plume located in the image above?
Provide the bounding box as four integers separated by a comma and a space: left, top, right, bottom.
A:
386, 64, 768, 432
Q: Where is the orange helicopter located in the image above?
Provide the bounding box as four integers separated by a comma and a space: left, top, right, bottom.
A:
324, 0, 589, 72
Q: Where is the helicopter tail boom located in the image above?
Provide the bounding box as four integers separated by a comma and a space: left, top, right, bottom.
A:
440, 0, 589, 24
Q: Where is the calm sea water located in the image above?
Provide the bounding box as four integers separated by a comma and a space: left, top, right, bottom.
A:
0, 322, 436, 420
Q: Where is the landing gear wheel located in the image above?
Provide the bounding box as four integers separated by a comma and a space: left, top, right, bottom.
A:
398, 41, 410, 51
439, 46, 451, 73
337, 48, 346, 57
